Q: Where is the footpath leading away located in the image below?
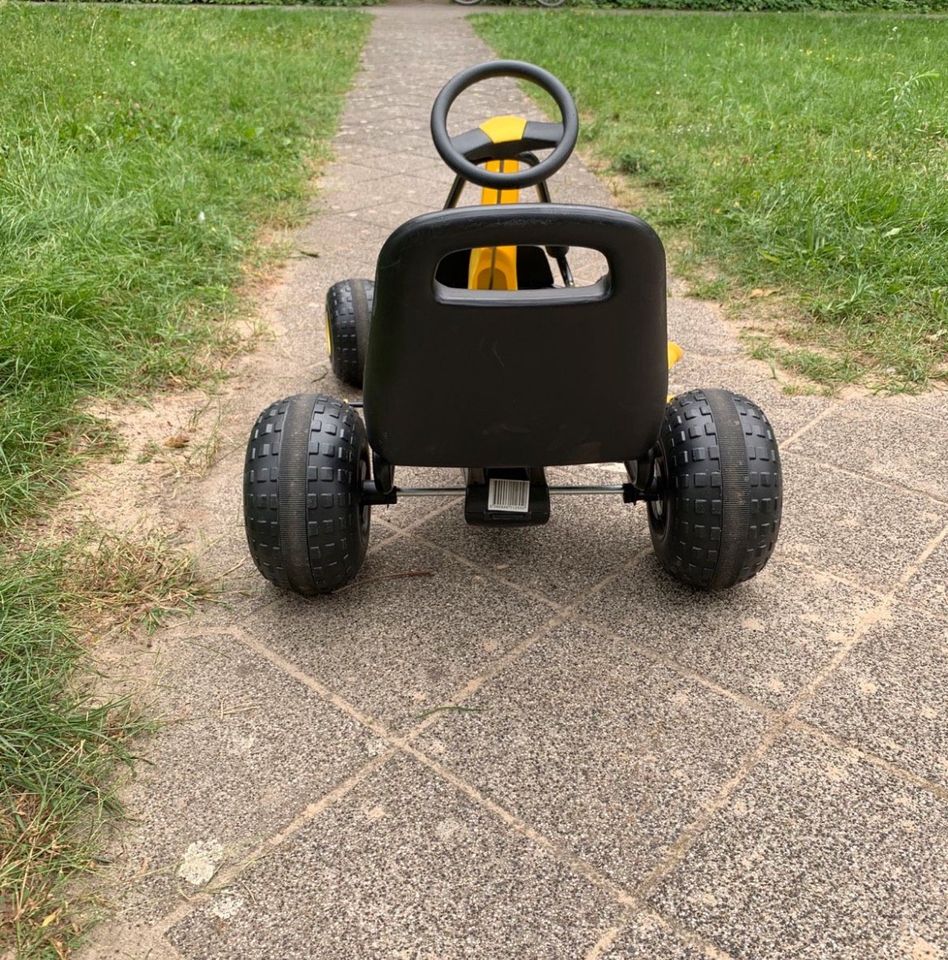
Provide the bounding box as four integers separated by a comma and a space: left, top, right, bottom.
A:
83, 5, 948, 959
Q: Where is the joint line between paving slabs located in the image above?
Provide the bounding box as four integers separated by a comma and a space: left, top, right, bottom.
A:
787, 517, 948, 712
155, 516, 948, 950
778, 555, 890, 601
778, 403, 836, 450
382, 493, 465, 535
576, 617, 784, 722
786, 447, 948, 506
789, 719, 948, 801
151, 611, 646, 937
583, 905, 738, 960
421, 552, 657, 721
401, 739, 641, 910
147, 559, 658, 936
408, 531, 572, 613
629, 518, 948, 902
152, 748, 397, 937
229, 549, 733, 959
584, 923, 626, 960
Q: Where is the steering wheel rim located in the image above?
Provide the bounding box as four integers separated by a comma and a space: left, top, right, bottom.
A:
430, 60, 578, 191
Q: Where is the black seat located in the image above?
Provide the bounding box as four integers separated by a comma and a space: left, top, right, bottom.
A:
363, 203, 668, 468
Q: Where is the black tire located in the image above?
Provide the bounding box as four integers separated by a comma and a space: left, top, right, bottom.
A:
244, 394, 370, 596
326, 279, 373, 389
647, 389, 782, 590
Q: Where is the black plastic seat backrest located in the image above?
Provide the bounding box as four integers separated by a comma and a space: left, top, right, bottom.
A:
364, 203, 667, 468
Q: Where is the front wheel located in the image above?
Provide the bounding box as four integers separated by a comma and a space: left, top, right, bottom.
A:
648, 389, 782, 590
244, 394, 370, 596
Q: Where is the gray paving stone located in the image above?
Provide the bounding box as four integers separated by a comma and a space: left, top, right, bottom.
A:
601, 914, 716, 960
357, 196, 435, 231
317, 172, 444, 215
166, 753, 625, 960
95, 634, 374, 924
355, 113, 439, 137
414, 620, 769, 890
245, 535, 557, 729
894, 387, 948, 424
803, 607, 948, 787
316, 161, 391, 193
897, 530, 948, 620
790, 399, 948, 501
650, 728, 948, 960
333, 140, 439, 172
779, 451, 948, 591
667, 298, 742, 357
339, 103, 425, 125
415, 484, 647, 605
337, 127, 438, 162
344, 92, 431, 112
295, 212, 391, 266
576, 552, 878, 709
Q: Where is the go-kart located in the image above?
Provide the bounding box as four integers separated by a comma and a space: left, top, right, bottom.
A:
243, 61, 782, 596
453, 0, 565, 7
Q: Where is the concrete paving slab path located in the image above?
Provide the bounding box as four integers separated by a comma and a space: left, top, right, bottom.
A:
82, 5, 948, 960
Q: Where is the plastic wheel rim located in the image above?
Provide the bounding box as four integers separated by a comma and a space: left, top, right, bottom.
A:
648, 455, 668, 531
358, 455, 370, 537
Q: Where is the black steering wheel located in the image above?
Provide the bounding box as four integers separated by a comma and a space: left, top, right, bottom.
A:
430, 60, 579, 191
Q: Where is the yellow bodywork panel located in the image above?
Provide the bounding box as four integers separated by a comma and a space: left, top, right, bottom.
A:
666, 341, 684, 401
480, 114, 527, 145
469, 157, 521, 291
468, 116, 529, 291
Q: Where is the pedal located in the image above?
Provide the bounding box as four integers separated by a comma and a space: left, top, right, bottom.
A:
464, 467, 550, 527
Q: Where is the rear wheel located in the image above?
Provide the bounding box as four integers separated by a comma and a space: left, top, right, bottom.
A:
244, 394, 370, 596
648, 389, 782, 590
326, 279, 373, 389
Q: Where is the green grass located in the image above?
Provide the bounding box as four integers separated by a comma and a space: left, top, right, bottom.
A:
1, 554, 133, 960
0, 531, 211, 958
0, 3, 369, 528
586, 1, 948, 10
0, 5, 368, 955
57, 0, 379, 6
473, 11, 948, 390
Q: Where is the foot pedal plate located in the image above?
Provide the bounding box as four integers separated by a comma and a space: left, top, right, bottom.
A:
465, 468, 550, 527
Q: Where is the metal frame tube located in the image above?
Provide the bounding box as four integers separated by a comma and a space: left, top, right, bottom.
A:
394, 485, 625, 497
